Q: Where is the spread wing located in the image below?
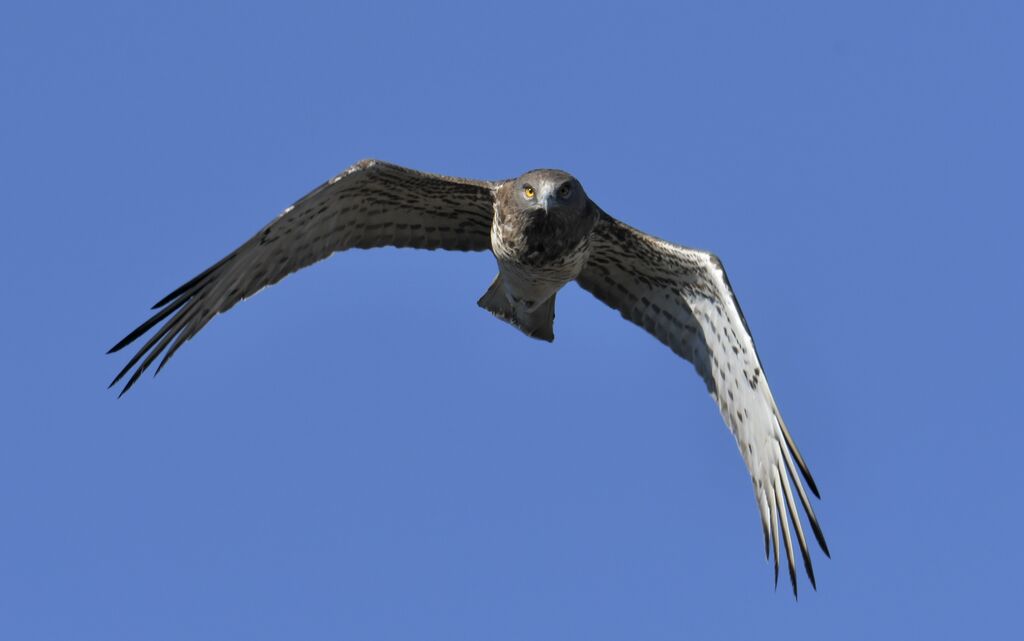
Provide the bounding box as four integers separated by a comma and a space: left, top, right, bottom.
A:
576, 212, 829, 596
109, 159, 502, 395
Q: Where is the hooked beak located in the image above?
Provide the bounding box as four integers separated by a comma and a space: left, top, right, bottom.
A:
538, 185, 557, 214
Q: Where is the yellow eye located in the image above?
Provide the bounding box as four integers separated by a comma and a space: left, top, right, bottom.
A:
523, 185, 535, 199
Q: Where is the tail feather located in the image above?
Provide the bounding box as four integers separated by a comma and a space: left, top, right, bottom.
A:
477, 274, 555, 342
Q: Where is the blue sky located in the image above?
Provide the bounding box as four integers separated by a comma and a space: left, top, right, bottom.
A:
2, 1, 1021, 638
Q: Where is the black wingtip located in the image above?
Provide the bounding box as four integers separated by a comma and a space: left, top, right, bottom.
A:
109, 361, 134, 390
150, 251, 236, 310
114, 364, 142, 397
116, 373, 136, 397
804, 557, 817, 591
775, 414, 821, 500
108, 320, 158, 354
118, 363, 147, 397
108, 294, 191, 355
803, 506, 830, 558
798, 463, 821, 499
807, 476, 821, 500
786, 557, 794, 597
108, 335, 135, 355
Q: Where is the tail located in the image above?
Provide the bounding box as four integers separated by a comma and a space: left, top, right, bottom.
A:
477, 274, 556, 342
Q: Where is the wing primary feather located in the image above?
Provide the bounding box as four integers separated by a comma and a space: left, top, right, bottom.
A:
150, 252, 236, 310
108, 300, 194, 389
154, 313, 203, 376
778, 433, 830, 557
118, 312, 192, 396
761, 511, 770, 560
773, 473, 798, 598
769, 490, 780, 588
811, 518, 830, 559
758, 488, 771, 560
118, 348, 164, 397
107, 294, 190, 354
775, 411, 820, 498
776, 443, 815, 590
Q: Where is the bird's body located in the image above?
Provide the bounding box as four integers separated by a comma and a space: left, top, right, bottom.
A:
109, 159, 829, 596
482, 170, 599, 340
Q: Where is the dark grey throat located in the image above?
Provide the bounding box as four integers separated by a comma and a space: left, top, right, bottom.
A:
519, 200, 599, 262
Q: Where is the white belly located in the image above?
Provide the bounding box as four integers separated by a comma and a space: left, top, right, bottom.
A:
492, 232, 592, 312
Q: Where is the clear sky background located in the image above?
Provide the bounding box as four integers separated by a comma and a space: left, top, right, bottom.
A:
2, 2, 1021, 639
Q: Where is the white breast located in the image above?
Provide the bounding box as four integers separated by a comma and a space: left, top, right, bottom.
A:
494, 235, 592, 312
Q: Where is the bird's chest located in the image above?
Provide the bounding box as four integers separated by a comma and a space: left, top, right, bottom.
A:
492, 220, 592, 293
488, 201, 597, 307
492, 213, 588, 263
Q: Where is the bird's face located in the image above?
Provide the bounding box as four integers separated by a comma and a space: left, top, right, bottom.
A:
515, 169, 587, 218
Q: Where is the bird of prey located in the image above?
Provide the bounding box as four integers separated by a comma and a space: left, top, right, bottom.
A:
109, 159, 829, 595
